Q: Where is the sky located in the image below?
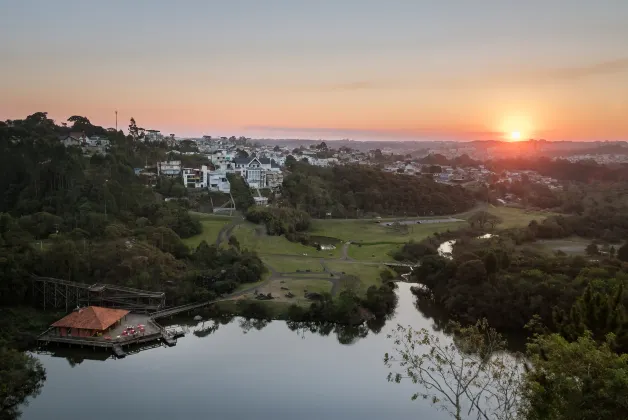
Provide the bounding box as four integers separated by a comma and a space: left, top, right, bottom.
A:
1, 0, 628, 142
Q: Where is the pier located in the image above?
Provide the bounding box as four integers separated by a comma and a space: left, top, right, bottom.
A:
37, 313, 181, 357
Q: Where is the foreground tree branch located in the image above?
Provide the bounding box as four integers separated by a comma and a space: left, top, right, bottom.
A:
384, 319, 523, 420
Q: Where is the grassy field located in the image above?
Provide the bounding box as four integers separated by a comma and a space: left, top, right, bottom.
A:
347, 242, 401, 262
285, 279, 333, 296
325, 261, 389, 290
310, 219, 464, 243
483, 206, 555, 229
521, 236, 592, 256
182, 214, 233, 248
260, 255, 325, 273
232, 223, 342, 257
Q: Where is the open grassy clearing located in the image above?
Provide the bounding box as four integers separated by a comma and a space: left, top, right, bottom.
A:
484, 206, 555, 229
520, 236, 593, 256
182, 215, 233, 248
261, 255, 325, 273
347, 243, 401, 262
325, 262, 390, 291
232, 223, 342, 257
239, 278, 333, 303
310, 219, 464, 244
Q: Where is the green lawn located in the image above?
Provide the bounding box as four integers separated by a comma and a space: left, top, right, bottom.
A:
325, 262, 389, 291
484, 206, 555, 229
261, 255, 325, 273
233, 223, 341, 257
310, 219, 464, 244
347, 243, 401, 262
182, 215, 233, 248
286, 279, 333, 296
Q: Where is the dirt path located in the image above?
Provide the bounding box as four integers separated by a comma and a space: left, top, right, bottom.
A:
340, 242, 353, 261
215, 216, 244, 246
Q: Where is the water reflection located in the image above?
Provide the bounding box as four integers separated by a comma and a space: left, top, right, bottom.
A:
22, 284, 456, 420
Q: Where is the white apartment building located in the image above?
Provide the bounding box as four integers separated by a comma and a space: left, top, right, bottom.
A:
183, 168, 205, 188
157, 160, 182, 177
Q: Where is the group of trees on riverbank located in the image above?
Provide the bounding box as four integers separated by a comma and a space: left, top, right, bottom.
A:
388, 206, 628, 419
281, 162, 476, 218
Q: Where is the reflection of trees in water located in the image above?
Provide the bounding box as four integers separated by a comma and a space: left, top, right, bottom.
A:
192, 312, 237, 337
413, 294, 451, 332
193, 321, 220, 338
1, 350, 46, 420
285, 321, 375, 345
239, 318, 270, 333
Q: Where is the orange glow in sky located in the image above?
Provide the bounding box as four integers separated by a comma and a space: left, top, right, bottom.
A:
1, 2, 628, 141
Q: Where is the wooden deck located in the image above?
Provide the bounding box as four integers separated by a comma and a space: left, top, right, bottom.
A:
38, 316, 179, 356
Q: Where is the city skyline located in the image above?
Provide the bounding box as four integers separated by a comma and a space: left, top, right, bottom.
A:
1, 0, 628, 141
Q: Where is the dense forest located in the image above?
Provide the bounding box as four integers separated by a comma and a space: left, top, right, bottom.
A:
0, 113, 265, 306
281, 162, 476, 218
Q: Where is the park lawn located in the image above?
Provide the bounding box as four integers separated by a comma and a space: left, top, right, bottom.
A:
261, 255, 325, 273
484, 206, 555, 229
347, 243, 401, 262
285, 279, 333, 296
233, 223, 341, 257
520, 236, 593, 256
182, 215, 233, 248
325, 262, 390, 291
310, 219, 464, 244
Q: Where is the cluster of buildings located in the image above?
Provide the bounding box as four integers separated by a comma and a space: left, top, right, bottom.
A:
558, 154, 628, 164
59, 132, 110, 155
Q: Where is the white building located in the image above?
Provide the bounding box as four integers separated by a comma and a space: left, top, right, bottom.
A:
208, 150, 235, 169
183, 168, 205, 188
203, 166, 231, 193
157, 160, 182, 177
232, 156, 283, 189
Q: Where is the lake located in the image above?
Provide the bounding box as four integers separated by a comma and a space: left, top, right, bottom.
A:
22, 284, 452, 420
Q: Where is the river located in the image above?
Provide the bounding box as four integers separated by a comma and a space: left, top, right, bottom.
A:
22, 284, 453, 420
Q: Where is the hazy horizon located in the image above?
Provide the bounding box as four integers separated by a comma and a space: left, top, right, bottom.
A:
1, 0, 628, 142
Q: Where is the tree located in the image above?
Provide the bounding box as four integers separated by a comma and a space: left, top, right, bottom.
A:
128, 117, 144, 141
610, 245, 616, 258
67, 115, 91, 129
273, 145, 281, 152
384, 319, 523, 420
585, 242, 600, 256
468, 211, 503, 229
523, 332, 628, 420
617, 243, 628, 262
300, 157, 309, 163
484, 252, 498, 276
285, 155, 296, 167
228, 235, 240, 251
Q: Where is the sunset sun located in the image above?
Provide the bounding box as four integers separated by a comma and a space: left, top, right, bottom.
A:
510, 131, 522, 141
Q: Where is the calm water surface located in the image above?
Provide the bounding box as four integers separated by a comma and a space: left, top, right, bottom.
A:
23, 284, 451, 420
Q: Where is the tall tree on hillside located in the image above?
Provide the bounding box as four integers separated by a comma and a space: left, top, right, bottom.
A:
67, 115, 91, 129
128, 118, 145, 141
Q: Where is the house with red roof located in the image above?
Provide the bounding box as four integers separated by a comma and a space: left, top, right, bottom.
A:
51, 306, 129, 338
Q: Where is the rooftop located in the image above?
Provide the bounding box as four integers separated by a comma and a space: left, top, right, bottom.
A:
51, 306, 129, 331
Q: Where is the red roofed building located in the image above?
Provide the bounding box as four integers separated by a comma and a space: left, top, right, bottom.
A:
51, 306, 129, 338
